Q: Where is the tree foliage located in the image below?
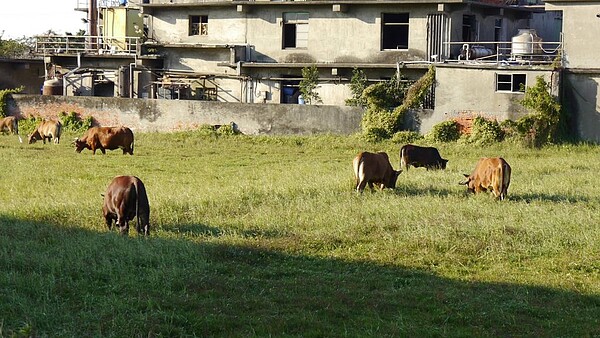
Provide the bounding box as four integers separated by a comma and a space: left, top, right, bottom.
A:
299, 65, 322, 104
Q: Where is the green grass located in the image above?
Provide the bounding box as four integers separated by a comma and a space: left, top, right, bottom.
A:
0, 131, 599, 337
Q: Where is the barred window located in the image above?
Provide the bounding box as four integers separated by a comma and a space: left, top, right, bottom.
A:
189, 15, 208, 36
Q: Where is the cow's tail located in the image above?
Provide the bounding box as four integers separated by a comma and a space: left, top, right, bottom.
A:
14, 118, 22, 143
55, 122, 62, 144
133, 178, 149, 235
500, 161, 510, 200
131, 136, 135, 155
399, 145, 407, 171
352, 155, 364, 192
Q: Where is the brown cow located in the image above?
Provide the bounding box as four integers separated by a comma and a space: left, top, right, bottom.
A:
460, 157, 511, 200
0, 116, 22, 142
353, 151, 401, 193
28, 120, 62, 144
103, 175, 150, 236
400, 144, 448, 171
74, 126, 134, 155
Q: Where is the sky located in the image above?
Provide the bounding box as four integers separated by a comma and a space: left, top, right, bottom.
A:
0, 0, 87, 39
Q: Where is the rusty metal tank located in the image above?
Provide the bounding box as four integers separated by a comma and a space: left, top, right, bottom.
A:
42, 78, 63, 95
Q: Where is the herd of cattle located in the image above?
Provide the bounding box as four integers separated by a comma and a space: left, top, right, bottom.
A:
353, 144, 512, 201
1, 116, 512, 237
0, 116, 146, 236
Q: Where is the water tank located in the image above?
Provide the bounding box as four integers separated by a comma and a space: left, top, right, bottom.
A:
42, 78, 63, 95
512, 29, 542, 56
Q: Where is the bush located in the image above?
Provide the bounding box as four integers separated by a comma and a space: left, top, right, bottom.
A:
217, 123, 240, 135
360, 107, 397, 142
19, 116, 43, 136
0, 87, 24, 118
427, 120, 460, 142
464, 116, 504, 145
391, 130, 422, 144
518, 76, 562, 147
59, 111, 94, 134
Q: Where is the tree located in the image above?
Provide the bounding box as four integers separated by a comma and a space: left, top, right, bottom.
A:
299, 65, 322, 104
345, 67, 368, 108
0, 32, 31, 58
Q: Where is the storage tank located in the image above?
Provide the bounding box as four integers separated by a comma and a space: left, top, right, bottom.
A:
42, 78, 63, 95
512, 29, 542, 57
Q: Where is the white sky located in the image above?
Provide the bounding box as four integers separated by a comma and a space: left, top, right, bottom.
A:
0, 1, 87, 39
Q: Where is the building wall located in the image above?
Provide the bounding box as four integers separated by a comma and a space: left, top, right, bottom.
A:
430, 65, 556, 133
546, 2, 600, 69
563, 72, 600, 143
0, 60, 46, 94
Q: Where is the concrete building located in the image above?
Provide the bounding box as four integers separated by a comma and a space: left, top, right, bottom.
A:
544, 0, 600, 142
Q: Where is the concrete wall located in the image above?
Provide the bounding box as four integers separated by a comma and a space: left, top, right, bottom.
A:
562, 72, 600, 143
8, 95, 363, 135
428, 65, 556, 133
546, 2, 600, 69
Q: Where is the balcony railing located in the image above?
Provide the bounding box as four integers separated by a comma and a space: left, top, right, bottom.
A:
444, 40, 563, 66
35, 35, 140, 55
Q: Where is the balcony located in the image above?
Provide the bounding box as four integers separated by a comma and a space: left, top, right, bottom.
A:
34, 35, 140, 56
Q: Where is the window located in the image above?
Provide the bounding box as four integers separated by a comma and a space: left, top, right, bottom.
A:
189, 15, 208, 36
494, 19, 503, 42
382, 13, 409, 50
496, 73, 526, 92
462, 15, 476, 42
283, 13, 309, 49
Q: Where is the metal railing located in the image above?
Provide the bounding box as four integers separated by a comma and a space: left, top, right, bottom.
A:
76, 0, 128, 9
35, 35, 140, 55
444, 40, 563, 66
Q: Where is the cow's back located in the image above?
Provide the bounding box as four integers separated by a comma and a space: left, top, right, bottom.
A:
400, 144, 446, 170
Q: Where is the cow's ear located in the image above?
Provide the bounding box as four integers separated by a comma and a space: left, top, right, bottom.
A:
463, 174, 469, 178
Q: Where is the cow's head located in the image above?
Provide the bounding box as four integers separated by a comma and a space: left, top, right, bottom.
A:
73, 138, 87, 153
439, 159, 449, 170
460, 174, 475, 194
387, 170, 402, 189
27, 133, 37, 144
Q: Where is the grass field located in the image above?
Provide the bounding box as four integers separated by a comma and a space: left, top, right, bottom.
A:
0, 131, 599, 337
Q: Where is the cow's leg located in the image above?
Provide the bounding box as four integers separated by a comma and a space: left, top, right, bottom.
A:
367, 182, 374, 191
117, 217, 129, 236
105, 214, 115, 230
357, 179, 367, 193
101, 148, 106, 155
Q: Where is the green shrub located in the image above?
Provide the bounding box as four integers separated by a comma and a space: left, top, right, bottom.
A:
217, 123, 240, 135
19, 116, 43, 136
465, 116, 504, 145
360, 107, 397, 142
59, 111, 94, 134
391, 130, 422, 144
0, 87, 24, 118
427, 120, 460, 142
518, 76, 562, 147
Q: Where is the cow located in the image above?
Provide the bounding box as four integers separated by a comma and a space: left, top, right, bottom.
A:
400, 144, 448, 171
353, 151, 401, 193
0, 116, 22, 142
74, 126, 134, 155
460, 157, 511, 200
28, 120, 62, 144
102, 175, 150, 236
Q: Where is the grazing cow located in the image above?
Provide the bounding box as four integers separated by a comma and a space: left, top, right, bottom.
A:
400, 144, 448, 171
353, 151, 401, 193
103, 175, 150, 236
28, 120, 62, 144
74, 126, 134, 155
460, 157, 511, 200
0, 116, 22, 142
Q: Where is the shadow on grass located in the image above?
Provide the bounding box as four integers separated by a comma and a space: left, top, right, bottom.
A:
509, 192, 593, 204
1, 215, 599, 337
165, 223, 284, 239
394, 182, 456, 198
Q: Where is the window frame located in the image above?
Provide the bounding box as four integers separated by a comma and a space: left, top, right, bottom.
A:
496, 73, 526, 93
381, 12, 409, 50
189, 15, 208, 36
282, 12, 309, 49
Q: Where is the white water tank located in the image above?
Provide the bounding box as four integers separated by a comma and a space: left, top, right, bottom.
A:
512, 29, 542, 56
